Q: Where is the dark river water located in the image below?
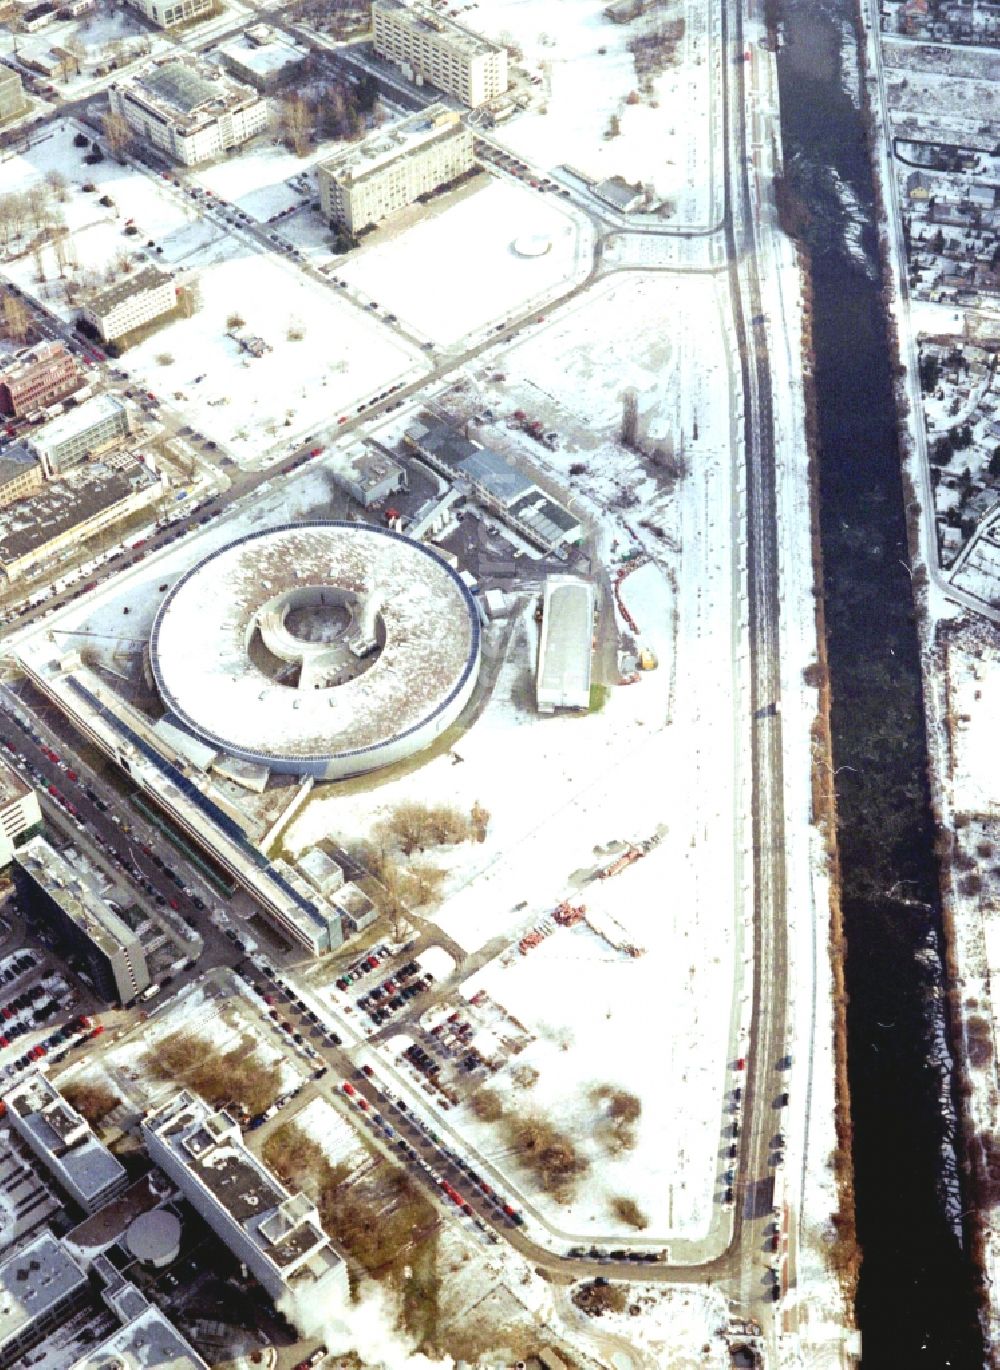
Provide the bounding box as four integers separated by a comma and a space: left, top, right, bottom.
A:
774, 2, 985, 1364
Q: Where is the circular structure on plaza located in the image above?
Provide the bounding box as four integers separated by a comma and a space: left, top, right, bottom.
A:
512, 233, 552, 258
150, 522, 481, 780
125, 1209, 182, 1267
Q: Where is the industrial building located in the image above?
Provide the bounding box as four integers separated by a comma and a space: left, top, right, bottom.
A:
0, 756, 42, 867
318, 104, 474, 233
149, 522, 481, 781
326, 441, 408, 507
0, 68, 27, 124
535, 576, 595, 713
3, 1073, 127, 1215
108, 57, 268, 167
78, 265, 176, 345
0, 341, 83, 419
30, 393, 133, 475
123, 0, 214, 29
0, 1230, 90, 1369
142, 1091, 349, 1308
218, 25, 308, 93
0, 452, 165, 584
373, 0, 508, 108
14, 835, 151, 1003
405, 418, 584, 553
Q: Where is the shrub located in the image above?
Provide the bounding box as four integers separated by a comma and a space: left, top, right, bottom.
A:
610, 1195, 648, 1229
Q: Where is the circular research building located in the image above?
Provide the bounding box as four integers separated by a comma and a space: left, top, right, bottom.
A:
125, 1209, 182, 1267
149, 522, 481, 780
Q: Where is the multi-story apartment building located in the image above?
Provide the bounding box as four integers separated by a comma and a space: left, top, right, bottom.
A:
0, 444, 44, 511
318, 103, 473, 232
4, 1073, 128, 1215
0, 342, 84, 419
372, 0, 508, 108
0, 1231, 90, 1369
0, 756, 42, 867
78, 265, 176, 345
30, 393, 132, 474
123, 0, 213, 28
0, 68, 27, 124
14, 836, 150, 1003
108, 57, 268, 167
142, 1092, 349, 1308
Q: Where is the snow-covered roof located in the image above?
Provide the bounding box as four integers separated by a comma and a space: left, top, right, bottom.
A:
149, 522, 480, 770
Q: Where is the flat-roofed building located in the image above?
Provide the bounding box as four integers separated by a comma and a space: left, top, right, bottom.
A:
143, 1092, 349, 1309
318, 104, 473, 233
0, 342, 83, 419
0, 1230, 90, 1369
0, 1135, 60, 1248
78, 265, 176, 345
535, 575, 594, 713
68, 1300, 210, 1370
109, 57, 268, 166
14, 835, 150, 1003
0, 453, 165, 584
4, 1074, 127, 1215
30, 393, 133, 475
218, 26, 308, 93
0, 757, 41, 868
0, 68, 27, 124
373, 0, 507, 108
326, 441, 408, 507
0, 445, 43, 513
123, 0, 213, 28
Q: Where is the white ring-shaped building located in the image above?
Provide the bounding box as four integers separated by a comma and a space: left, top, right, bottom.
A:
149, 522, 481, 780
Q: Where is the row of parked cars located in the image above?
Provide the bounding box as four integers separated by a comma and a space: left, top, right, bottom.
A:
358, 960, 433, 1025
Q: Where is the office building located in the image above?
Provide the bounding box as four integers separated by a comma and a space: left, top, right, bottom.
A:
0, 446, 43, 510
319, 103, 473, 233
0, 342, 83, 419
0, 758, 41, 868
108, 57, 268, 167
4, 1073, 127, 1215
78, 266, 176, 345
0, 453, 165, 585
142, 1092, 349, 1309
0, 69, 27, 124
373, 0, 508, 108
30, 393, 133, 475
14, 835, 150, 1003
0, 1230, 90, 1369
218, 25, 308, 93
123, 0, 214, 28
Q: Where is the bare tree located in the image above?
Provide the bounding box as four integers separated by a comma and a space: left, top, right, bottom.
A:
2, 293, 31, 343
44, 170, 68, 202
281, 94, 313, 156
102, 111, 133, 162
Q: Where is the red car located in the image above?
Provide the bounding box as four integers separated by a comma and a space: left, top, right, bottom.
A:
90, 1025, 105, 1038
168, 897, 180, 910
342, 1081, 355, 1096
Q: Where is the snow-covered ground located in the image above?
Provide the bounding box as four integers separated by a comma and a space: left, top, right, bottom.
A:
337, 177, 592, 347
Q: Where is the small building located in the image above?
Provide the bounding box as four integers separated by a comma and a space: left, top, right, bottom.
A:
19, 2, 57, 31
108, 57, 268, 166
0, 341, 83, 419
0, 755, 42, 866
327, 442, 408, 508
218, 27, 308, 93
318, 104, 474, 234
14, 835, 151, 1003
0, 444, 44, 511
906, 169, 932, 200
3, 1073, 128, 1215
142, 1091, 350, 1310
594, 175, 647, 213
123, 0, 214, 29
373, 0, 508, 108
79, 265, 176, 345
298, 846, 345, 897
331, 881, 376, 934
271, 859, 344, 950
0, 453, 165, 584
535, 576, 594, 713
0, 1230, 90, 1369
30, 393, 133, 474
0, 67, 27, 123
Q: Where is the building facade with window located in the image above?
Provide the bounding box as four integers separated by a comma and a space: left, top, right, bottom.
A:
123, 0, 214, 29
0, 342, 83, 419
372, 0, 507, 108
79, 266, 176, 344
318, 104, 473, 232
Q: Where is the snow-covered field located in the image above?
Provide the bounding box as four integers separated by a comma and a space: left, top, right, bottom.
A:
337, 178, 592, 347
466, 0, 721, 225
